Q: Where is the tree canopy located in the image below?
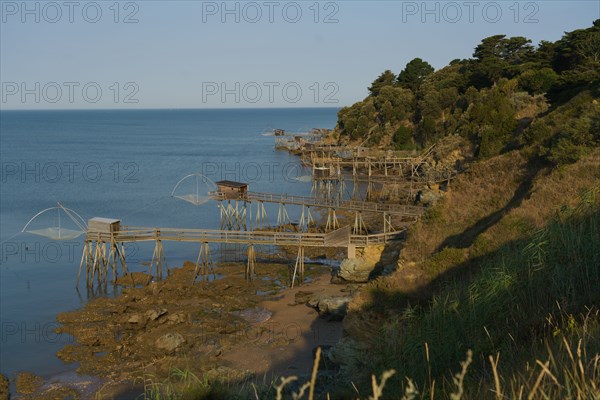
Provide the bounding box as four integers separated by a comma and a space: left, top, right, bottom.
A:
397, 58, 434, 91
335, 20, 600, 166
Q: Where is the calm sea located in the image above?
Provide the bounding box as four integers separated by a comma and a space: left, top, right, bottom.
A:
0, 108, 338, 378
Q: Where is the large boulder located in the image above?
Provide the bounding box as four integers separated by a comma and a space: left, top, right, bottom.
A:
338, 245, 397, 283
338, 258, 373, 282
308, 295, 352, 320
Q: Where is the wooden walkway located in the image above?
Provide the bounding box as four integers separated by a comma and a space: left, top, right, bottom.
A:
85, 226, 404, 248
211, 191, 424, 217
79, 225, 405, 289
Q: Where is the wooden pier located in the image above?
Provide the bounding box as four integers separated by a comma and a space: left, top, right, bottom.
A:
79, 224, 405, 289
210, 189, 423, 234
78, 140, 448, 290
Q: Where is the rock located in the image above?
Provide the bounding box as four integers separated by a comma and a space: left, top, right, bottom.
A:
317, 296, 351, 320
15, 372, 43, 395
166, 311, 188, 324
338, 245, 386, 283
197, 340, 222, 357
307, 294, 351, 320
0, 373, 9, 400
115, 272, 153, 287
338, 258, 372, 283
127, 314, 144, 324
329, 336, 370, 368
155, 333, 185, 352
145, 308, 167, 322
420, 187, 442, 206
231, 307, 272, 324
293, 290, 314, 305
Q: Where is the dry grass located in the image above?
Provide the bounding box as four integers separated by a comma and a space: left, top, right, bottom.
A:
401, 151, 530, 266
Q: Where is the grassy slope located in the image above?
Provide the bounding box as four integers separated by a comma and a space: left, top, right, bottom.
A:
340, 148, 600, 399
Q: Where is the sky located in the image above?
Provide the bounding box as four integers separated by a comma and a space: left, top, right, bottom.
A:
1, 0, 599, 109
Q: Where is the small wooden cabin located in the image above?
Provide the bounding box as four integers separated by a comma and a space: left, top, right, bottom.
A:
215, 181, 248, 199
356, 146, 369, 157
313, 166, 334, 179
87, 217, 120, 233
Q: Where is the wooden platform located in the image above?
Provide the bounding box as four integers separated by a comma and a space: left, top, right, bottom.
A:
85, 225, 405, 247
209, 190, 424, 217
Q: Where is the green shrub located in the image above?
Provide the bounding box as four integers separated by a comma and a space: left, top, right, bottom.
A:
517, 68, 559, 94
392, 126, 414, 150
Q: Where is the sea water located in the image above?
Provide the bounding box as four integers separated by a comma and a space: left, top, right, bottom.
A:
0, 108, 338, 378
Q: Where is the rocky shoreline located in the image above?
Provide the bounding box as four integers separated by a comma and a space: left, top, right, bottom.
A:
7, 249, 390, 399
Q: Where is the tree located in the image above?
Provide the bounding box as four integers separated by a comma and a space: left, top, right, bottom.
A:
397, 58, 434, 92
373, 86, 414, 125
553, 20, 600, 73
392, 126, 414, 150
470, 35, 534, 88
535, 40, 557, 69
517, 68, 559, 94
458, 81, 518, 158
368, 70, 397, 96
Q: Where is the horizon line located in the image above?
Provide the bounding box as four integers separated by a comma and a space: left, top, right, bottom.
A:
0, 106, 343, 112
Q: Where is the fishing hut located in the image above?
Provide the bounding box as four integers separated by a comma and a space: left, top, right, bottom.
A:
215, 180, 248, 200
79, 217, 128, 288
212, 181, 254, 230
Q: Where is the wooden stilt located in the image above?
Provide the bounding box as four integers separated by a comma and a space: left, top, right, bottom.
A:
246, 244, 256, 281
76, 241, 87, 288
325, 208, 339, 231
277, 203, 290, 229
193, 242, 213, 284
119, 242, 127, 274
291, 246, 304, 288
353, 211, 368, 235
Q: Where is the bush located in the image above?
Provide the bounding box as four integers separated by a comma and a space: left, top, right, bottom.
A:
518, 68, 559, 94
392, 126, 414, 150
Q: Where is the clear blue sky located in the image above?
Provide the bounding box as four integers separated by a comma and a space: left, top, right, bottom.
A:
1, 0, 598, 109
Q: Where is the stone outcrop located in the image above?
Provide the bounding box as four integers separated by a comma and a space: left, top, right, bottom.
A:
308, 294, 352, 320
338, 245, 398, 283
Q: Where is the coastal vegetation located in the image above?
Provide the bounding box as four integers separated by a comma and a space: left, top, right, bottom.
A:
327, 20, 600, 399
336, 20, 600, 166
112, 20, 599, 400
15, 21, 598, 400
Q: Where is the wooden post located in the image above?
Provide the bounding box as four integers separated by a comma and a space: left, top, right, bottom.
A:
325, 208, 339, 232
119, 242, 127, 274
246, 244, 256, 281
277, 203, 290, 230
291, 246, 305, 288
76, 240, 88, 288
353, 211, 367, 235
347, 244, 356, 259
193, 242, 214, 284
151, 229, 166, 281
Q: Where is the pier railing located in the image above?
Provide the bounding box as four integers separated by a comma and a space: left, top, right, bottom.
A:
85, 226, 406, 247
209, 191, 424, 217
